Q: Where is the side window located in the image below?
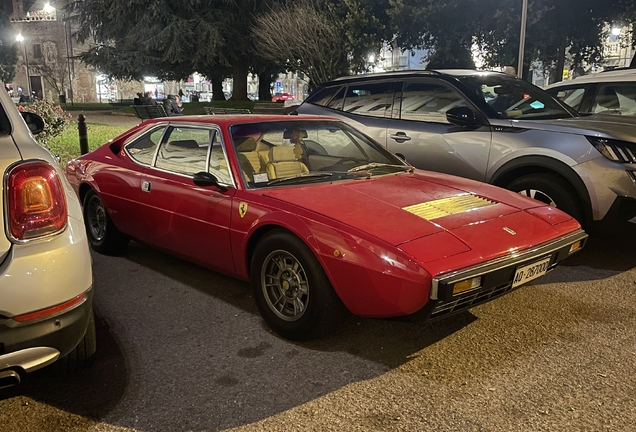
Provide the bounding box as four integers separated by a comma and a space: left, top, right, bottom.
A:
125, 126, 165, 165
306, 86, 342, 107
341, 82, 393, 117
399, 82, 467, 124
592, 83, 636, 116
208, 131, 232, 184
326, 87, 346, 110
549, 86, 586, 111
155, 126, 211, 176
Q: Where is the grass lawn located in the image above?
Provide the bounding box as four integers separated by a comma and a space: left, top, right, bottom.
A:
47, 123, 129, 166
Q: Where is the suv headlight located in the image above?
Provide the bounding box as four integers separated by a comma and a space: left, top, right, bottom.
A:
587, 137, 636, 163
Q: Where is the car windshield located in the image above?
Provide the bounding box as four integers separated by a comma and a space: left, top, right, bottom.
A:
230, 120, 409, 188
457, 74, 576, 120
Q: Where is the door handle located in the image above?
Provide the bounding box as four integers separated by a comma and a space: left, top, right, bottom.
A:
390, 132, 411, 143
141, 181, 151, 192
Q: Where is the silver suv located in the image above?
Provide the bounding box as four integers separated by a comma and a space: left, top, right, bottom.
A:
295, 70, 636, 228
0, 89, 95, 389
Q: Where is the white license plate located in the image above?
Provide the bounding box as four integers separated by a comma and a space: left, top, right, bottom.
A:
512, 256, 551, 288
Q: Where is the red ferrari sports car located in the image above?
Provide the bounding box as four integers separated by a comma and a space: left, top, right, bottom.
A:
66, 115, 587, 340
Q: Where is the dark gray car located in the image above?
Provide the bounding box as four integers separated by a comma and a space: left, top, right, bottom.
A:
295, 70, 636, 228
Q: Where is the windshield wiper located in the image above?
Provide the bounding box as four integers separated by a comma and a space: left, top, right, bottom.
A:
347, 163, 414, 174
267, 172, 333, 185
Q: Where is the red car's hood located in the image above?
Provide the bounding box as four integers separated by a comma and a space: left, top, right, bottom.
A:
263, 171, 546, 248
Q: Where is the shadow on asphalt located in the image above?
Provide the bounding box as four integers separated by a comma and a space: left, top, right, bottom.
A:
0, 305, 128, 421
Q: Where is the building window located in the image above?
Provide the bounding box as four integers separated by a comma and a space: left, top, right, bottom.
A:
33, 44, 42, 59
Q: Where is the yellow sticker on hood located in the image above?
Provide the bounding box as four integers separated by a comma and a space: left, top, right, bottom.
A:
402, 194, 495, 221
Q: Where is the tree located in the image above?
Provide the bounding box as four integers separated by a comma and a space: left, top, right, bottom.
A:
0, 3, 18, 84
68, 0, 283, 100
254, 0, 394, 86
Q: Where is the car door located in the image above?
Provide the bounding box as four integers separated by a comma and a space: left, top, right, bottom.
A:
387, 79, 492, 181
139, 123, 236, 273
104, 124, 167, 237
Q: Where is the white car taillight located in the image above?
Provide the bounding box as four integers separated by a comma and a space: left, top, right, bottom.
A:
5, 160, 68, 242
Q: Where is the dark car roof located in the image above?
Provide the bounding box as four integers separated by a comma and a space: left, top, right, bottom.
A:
327, 69, 506, 86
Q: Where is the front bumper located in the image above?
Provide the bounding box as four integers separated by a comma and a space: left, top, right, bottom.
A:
418, 230, 588, 320
0, 287, 93, 373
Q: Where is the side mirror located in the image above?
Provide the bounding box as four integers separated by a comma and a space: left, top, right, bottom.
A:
109, 141, 122, 155
395, 152, 407, 162
193, 171, 227, 192
20, 112, 45, 135
446, 107, 478, 127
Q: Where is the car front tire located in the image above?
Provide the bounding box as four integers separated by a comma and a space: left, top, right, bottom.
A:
508, 173, 584, 223
251, 229, 347, 340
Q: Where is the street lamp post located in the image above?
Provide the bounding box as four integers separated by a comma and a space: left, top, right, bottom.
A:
517, 0, 528, 79
16, 34, 31, 100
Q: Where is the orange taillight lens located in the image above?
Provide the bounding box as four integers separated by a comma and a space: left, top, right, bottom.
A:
6, 161, 68, 241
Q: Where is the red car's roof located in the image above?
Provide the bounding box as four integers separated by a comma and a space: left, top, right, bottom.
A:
141, 114, 334, 128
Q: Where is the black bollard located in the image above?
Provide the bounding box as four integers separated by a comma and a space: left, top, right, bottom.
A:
78, 114, 89, 155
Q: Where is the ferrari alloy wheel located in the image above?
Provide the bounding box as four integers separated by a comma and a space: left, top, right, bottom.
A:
507, 173, 584, 225
251, 229, 348, 340
261, 250, 309, 321
83, 189, 130, 255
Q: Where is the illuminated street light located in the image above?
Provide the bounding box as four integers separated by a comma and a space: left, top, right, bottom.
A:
43, 3, 55, 13
16, 33, 31, 99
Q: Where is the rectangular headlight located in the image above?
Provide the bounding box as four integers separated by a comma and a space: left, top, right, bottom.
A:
453, 276, 482, 295
587, 137, 636, 163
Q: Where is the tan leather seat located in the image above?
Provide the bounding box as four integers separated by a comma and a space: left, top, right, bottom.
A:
234, 137, 266, 182
266, 146, 309, 179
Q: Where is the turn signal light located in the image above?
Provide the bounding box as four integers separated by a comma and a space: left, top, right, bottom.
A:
569, 240, 582, 254
453, 276, 482, 295
5, 161, 68, 241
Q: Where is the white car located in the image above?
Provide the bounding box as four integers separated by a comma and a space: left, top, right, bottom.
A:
545, 68, 636, 116
0, 89, 95, 389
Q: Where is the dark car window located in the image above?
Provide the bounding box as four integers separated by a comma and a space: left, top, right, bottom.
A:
547, 86, 587, 111
341, 82, 393, 117
125, 126, 166, 165
305, 86, 342, 107
398, 82, 468, 124
591, 83, 636, 116
326, 87, 346, 110
457, 74, 575, 120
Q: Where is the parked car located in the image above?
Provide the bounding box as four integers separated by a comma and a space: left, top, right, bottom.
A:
545, 68, 636, 116
0, 88, 95, 389
66, 115, 586, 340
295, 70, 636, 228
272, 92, 294, 102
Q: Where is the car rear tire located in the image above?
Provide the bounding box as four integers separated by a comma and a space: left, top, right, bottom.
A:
507, 174, 584, 223
251, 229, 348, 340
59, 310, 96, 373
83, 189, 129, 255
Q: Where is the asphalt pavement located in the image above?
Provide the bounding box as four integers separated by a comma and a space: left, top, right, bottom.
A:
1, 225, 635, 432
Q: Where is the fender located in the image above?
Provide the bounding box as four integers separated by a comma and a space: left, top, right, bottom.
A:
489, 155, 592, 221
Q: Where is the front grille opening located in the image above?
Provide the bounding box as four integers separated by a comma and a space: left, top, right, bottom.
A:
430, 282, 513, 319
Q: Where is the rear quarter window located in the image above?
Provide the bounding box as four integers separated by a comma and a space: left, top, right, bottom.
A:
305, 86, 342, 107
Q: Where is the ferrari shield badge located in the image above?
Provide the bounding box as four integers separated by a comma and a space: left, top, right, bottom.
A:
239, 202, 248, 218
